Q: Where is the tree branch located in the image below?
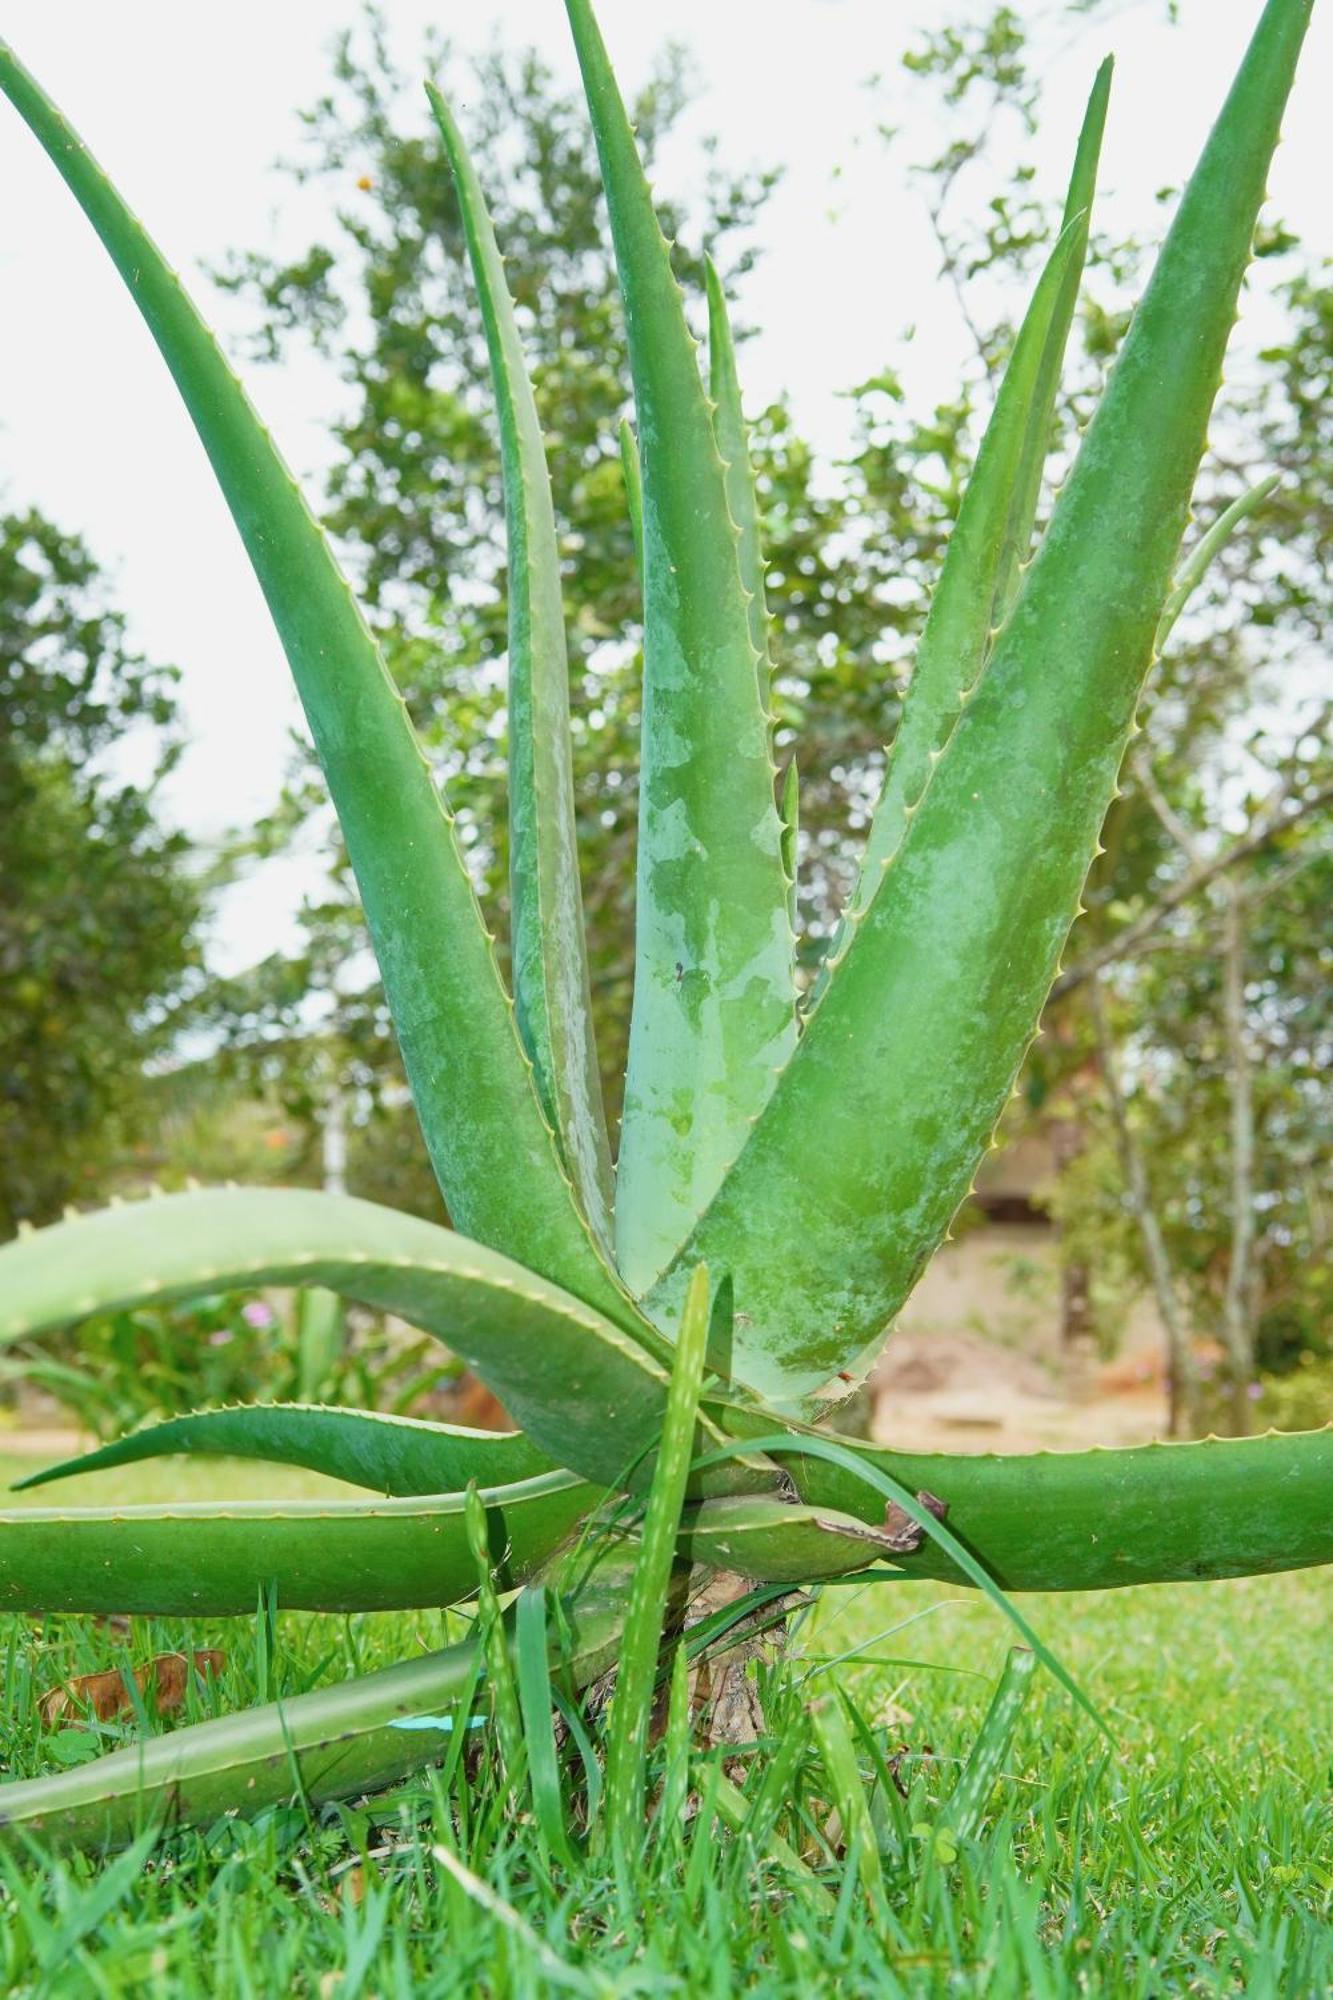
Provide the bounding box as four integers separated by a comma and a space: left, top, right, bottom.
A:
1052, 781, 1333, 999
1087, 977, 1199, 1437
1219, 885, 1256, 1433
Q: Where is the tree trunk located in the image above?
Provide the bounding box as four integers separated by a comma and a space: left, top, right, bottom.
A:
1048, 1111, 1098, 1401
1089, 980, 1199, 1437
1219, 889, 1257, 1435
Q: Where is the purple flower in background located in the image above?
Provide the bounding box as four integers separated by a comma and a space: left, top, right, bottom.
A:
242, 1301, 276, 1330
208, 1330, 233, 1348
1247, 1381, 1264, 1402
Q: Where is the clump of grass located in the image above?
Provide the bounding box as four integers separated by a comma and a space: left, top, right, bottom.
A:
2, 1564, 1329, 1995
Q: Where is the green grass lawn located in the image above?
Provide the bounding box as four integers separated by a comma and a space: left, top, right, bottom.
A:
1, 1450, 1329, 1995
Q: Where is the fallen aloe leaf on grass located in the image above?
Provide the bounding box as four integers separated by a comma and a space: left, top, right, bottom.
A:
37, 1651, 226, 1730
0, 0, 1326, 1853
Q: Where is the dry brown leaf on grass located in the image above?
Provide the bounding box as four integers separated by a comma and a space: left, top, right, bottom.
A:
37, 1650, 225, 1727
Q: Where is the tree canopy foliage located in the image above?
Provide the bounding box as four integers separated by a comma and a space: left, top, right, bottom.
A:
0, 510, 200, 1237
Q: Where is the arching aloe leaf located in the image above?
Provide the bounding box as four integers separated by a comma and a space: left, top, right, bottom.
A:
0, 1543, 638, 1849
428, 86, 614, 1253
295, 1287, 344, 1402
565, 0, 796, 1297
0, 1189, 673, 1488
0, 43, 628, 1332
12, 1405, 557, 1498
762, 1420, 1333, 1591
827, 61, 1110, 964
651, 0, 1312, 1397
0, 1472, 595, 1616
1156, 473, 1281, 650
705, 256, 772, 673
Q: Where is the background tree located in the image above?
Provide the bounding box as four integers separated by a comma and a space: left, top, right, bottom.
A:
0, 508, 201, 1238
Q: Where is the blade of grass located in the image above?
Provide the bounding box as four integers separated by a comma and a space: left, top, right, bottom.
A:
602, 1264, 711, 1859
743, 1702, 809, 1856
550, 1686, 603, 1830
708, 1764, 819, 1884
941, 1645, 1038, 1844
680, 1583, 793, 1666
514, 1584, 576, 1870
656, 1641, 692, 1846
808, 1692, 885, 1914
429, 1841, 598, 1998
464, 1485, 525, 1787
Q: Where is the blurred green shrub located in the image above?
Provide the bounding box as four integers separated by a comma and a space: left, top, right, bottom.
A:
0, 1288, 460, 1440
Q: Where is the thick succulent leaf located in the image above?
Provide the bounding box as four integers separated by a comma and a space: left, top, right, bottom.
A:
679, 1496, 903, 1581
12, 1405, 557, 1498
833, 62, 1109, 949
779, 758, 799, 929
0, 44, 629, 1330
565, 0, 797, 1296
764, 1421, 1333, 1591
428, 86, 614, 1252
0, 1472, 595, 1616
1156, 473, 1281, 649
294, 1286, 344, 1402
619, 415, 644, 581
0, 1543, 636, 1849
0, 1188, 675, 1488
651, 0, 1312, 1396
705, 256, 772, 671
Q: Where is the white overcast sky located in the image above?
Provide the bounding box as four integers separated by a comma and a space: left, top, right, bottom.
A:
0, 1, 1327, 971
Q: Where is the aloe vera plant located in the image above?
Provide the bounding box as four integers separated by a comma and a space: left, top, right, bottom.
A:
0, 0, 1328, 1849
